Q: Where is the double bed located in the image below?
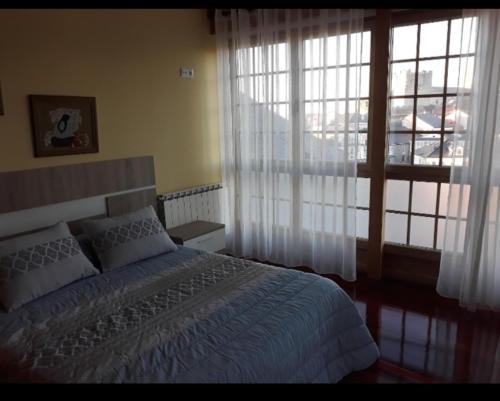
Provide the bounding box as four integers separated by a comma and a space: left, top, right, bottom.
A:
0, 246, 378, 383
0, 156, 379, 383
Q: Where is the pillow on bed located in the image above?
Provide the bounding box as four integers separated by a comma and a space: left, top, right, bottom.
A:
81, 206, 177, 272
0, 222, 99, 311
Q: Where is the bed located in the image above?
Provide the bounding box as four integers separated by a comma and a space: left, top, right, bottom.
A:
0, 245, 379, 383
0, 156, 379, 383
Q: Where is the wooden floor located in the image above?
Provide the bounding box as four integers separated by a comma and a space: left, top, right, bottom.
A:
325, 274, 500, 383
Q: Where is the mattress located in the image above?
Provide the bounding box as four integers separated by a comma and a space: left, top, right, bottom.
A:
0, 247, 379, 383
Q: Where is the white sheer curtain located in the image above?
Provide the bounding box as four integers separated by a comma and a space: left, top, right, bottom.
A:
215, 9, 365, 279
438, 10, 500, 311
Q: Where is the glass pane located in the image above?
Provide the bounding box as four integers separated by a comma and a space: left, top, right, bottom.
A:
385, 212, 408, 245
419, 21, 448, 58
362, 31, 371, 64
273, 42, 289, 71
449, 17, 477, 55
358, 133, 368, 162
327, 68, 348, 99
439, 183, 470, 218
327, 34, 348, 66
442, 134, 466, 165
389, 98, 414, 131
436, 217, 466, 251
348, 31, 364, 65
304, 101, 324, 131
349, 65, 370, 98
447, 57, 474, 92
392, 25, 418, 61
410, 215, 435, 248
325, 101, 347, 131
273, 73, 289, 102
411, 181, 438, 214
386, 179, 410, 212
390, 61, 416, 96
356, 209, 369, 239
416, 97, 443, 131
414, 135, 441, 166
417, 59, 446, 95
357, 177, 370, 208
347, 99, 369, 132
305, 69, 323, 100
387, 134, 412, 165
304, 38, 323, 69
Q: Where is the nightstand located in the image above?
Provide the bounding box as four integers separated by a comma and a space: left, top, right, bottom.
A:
166, 220, 225, 253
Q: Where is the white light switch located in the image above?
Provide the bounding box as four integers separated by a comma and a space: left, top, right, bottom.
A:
180, 68, 194, 79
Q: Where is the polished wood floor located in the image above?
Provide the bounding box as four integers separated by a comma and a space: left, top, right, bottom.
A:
327, 275, 500, 383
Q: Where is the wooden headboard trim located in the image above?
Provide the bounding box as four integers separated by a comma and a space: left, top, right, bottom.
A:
0, 156, 155, 214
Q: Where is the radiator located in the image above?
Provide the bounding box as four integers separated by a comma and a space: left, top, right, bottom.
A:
158, 184, 223, 229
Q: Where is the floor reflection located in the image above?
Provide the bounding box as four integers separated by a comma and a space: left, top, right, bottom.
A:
343, 279, 500, 383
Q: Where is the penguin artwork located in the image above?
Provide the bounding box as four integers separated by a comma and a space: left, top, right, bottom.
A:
44, 108, 88, 149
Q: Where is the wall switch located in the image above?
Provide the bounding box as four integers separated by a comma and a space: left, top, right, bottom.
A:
180, 68, 194, 79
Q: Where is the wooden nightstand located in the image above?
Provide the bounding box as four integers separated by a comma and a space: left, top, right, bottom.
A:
166, 220, 225, 253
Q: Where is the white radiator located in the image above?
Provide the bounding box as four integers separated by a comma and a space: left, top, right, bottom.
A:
158, 184, 222, 229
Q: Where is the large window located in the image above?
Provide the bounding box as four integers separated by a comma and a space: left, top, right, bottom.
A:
384, 16, 476, 250
235, 30, 372, 238
388, 18, 476, 167
303, 32, 371, 163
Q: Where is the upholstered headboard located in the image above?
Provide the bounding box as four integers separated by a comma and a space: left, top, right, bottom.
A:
0, 156, 158, 239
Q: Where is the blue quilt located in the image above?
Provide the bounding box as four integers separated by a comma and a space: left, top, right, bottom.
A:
0, 247, 379, 383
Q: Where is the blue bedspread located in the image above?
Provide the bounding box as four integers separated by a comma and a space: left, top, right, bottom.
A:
0, 247, 379, 383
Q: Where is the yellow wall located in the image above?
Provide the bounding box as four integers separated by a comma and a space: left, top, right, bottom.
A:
0, 9, 220, 194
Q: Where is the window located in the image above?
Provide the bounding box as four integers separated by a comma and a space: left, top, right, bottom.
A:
236, 43, 291, 162
303, 32, 371, 163
235, 30, 372, 238
388, 18, 476, 167
385, 16, 476, 250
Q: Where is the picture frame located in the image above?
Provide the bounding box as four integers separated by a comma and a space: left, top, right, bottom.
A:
29, 95, 99, 157
0, 82, 4, 116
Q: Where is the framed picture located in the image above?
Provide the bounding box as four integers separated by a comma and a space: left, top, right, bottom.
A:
0, 82, 4, 116
29, 95, 98, 157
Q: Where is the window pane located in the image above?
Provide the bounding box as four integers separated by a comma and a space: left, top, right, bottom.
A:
385, 212, 408, 244
358, 133, 368, 162
414, 135, 441, 166
327, 34, 348, 66
411, 181, 438, 214
442, 134, 466, 166
436, 217, 466, 251
447, 57, 474, 92
349, 65, 370, 98
419, 21, 448, 58
416, 97, 443, 131
392, 25, 418, 60
417, 59, 446, 95
388, 134, 412, 165
272, 73, 289, 102
348, 31, 364, 65
361, 31, 371, 64
386, 179, 410, 211
439, 183, 470, 218
356, 209, 369, 239
410, 216, 435, 248
357, 177, 370, 208
390, 98, 414, 131
390, 61, 416, 96
449, 17, 477, 55
348, 99, 369, 132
